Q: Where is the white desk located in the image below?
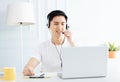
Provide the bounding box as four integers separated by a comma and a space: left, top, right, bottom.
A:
0, 58, 120, 82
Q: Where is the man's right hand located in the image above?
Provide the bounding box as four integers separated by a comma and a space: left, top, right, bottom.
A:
23, 66, 35, 76
22, 57, 40, 76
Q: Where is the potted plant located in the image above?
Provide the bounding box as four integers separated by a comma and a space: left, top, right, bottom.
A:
107, 42, 120, 58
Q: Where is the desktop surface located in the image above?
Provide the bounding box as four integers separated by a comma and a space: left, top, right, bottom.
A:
0, 58, 120, 82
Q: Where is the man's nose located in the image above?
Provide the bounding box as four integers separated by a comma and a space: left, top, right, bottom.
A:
57, 24, 63, 29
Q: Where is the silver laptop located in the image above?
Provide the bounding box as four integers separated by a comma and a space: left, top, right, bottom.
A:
59, 45, 108, 79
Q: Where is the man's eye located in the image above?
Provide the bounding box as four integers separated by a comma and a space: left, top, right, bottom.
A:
54, 24, 58, 25
62, 24, 65, 26
62, 23, 66, 26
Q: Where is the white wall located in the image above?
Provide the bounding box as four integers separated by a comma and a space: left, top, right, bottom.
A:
66, 0, 120, 45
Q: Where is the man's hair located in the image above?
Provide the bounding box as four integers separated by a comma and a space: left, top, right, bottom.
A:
47, 10, 68, 28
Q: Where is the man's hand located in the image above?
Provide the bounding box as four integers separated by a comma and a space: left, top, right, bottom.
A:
22, 57, 40, 76
63, 30, 76, 47
23, 66, 35, 76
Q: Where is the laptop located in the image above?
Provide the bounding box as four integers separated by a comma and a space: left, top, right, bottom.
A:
58, 45, 108, 79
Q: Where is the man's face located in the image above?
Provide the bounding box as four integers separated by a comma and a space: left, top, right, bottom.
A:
49, 16, 67, 39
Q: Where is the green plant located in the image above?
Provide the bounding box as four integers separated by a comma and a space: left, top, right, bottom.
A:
108, 42, 120, 51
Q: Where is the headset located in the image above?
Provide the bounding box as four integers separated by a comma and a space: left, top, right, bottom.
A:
47, 10, 70, 30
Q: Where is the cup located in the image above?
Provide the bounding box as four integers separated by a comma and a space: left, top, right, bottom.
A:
0, 67, 16, 81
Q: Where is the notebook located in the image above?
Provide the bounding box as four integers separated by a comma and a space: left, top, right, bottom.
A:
59, 45, 108, 79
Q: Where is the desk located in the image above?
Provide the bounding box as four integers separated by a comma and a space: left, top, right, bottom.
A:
0, 58, 120, 82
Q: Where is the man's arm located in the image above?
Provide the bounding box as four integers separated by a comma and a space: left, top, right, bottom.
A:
23, 57, 40, 76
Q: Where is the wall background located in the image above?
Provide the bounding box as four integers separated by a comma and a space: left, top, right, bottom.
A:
67, 0, 120, 45
0, 0, 120, 75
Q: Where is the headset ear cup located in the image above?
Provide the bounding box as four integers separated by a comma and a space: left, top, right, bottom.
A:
66, 25, 68, 30
47, 16, 49, 28
66, 25, 69, 30
46, 24, 49, 28
46, 23, 50, 28
48, 23, 50, 28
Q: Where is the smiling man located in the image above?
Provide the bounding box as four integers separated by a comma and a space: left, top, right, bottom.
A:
23, 10, 76, 76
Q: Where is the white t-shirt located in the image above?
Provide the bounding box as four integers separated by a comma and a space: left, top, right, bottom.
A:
33, 39, 71, 72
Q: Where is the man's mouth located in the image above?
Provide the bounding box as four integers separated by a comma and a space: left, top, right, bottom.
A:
56, 31, 63, 34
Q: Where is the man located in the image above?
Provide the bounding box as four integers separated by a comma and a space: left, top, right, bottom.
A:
23, 10, 76, 76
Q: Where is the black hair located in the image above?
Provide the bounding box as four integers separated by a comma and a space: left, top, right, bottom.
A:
47, 10, 68, 29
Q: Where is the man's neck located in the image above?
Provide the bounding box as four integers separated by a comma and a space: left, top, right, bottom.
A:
51, 37, 65, 45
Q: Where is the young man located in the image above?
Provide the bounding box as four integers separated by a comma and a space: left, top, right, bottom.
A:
23, 10, 76, 76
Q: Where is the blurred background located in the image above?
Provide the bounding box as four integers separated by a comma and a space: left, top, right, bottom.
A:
0, 0, 120, 75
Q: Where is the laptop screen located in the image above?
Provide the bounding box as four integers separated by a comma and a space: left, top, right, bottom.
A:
60, 45, 108, 79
